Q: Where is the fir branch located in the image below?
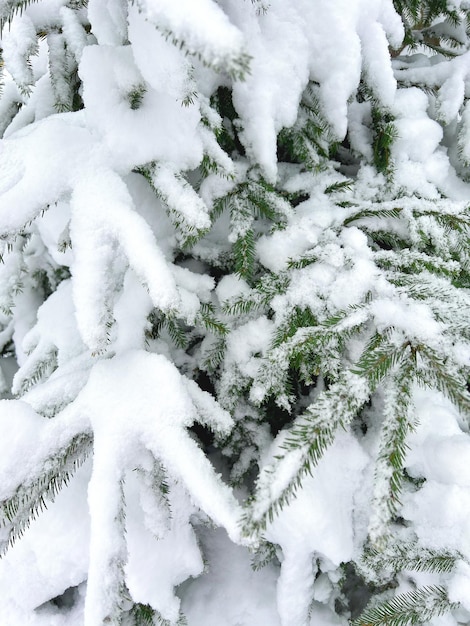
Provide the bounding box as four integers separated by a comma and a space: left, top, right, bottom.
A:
344, 207, 403, 226
165, 315, 188, 350
250, 0, 270, 15
196, 301, 228, 336
251, 540, 278, 571
143, 163, 211, 247
277, 95, 334, 170
145, 309, 164, 342
245, 331, 418, 535
414, 344, 470, 416
255, 306, 369, 402
128, 603, 156, 626
352, 333, 411, 388
243, 372, 370, 535
272, 306, 318, 349
0, 0, 39, 30
222, 272, 289, 316
419, 208, 470, 235
368, 364, 416, 545
375, 250, 461, 278
353, 585, 458, 626
325, 179, 354, 194
156, 25, 251, 81
127, 84, 146, 110
201, 337, 226, 373
287, 252, 318, 269
126, 599, 188, 625
13, 348, 58, 395
371, 107, 397, 176
100, 478, 129, 626
233, 228, 255, 280
364, 229, 410, 251
0, 432, 92, 554
364, 542, 461, 576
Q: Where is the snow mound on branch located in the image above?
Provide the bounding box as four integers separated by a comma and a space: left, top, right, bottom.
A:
76, 350, 244, 623
263, 430, 369, 626
226, 0, 401, 180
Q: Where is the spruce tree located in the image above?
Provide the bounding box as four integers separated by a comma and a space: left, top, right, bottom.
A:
0, 1, 469, 625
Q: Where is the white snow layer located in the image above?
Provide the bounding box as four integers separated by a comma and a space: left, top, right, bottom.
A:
0, 351, 247, 625
264, 431, 369, 626
226, 0, 401, 180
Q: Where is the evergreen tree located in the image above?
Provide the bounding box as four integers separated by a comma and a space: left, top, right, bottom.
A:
0, 1, 469, 625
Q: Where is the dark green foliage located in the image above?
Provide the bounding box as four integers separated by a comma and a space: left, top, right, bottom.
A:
212, 178, 291, 280
325, 180, 355, 195
127, 603, 156, 626
223, 272, 289, 316
125, 602, 188, 626
233, 227, 255, 280
128, 84, 147, 110
242, 371, 370, 535
277, 83, 336, 170
392, 0, 470, 57
371, 107, 397, 175
210, 87, 243, 156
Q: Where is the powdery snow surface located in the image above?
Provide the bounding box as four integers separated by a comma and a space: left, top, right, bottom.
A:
404, 390, 470, 558
262, 432, 369, 626
223, 0, 401, 180
181, 527, 281, 626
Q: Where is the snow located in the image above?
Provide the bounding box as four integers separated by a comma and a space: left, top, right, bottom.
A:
400, 390, 470, 612
263, 431, 369, 626
60, 6, 89, 61
0, 0, 469, 624
0, 115, 95, 235
182, 527, 281, 626
128, 4, 192, 99
79, 44, 203, 171
87, 0, 128, 46
70, 164, 222, 351
369, 299, 442, 345
436, 74, 466, 124
125, 474, 204, 621
0, 461, 91, 613
225, 316, 273, 379
0, 399, 88, 502
1, 13, 37, 91
215, 273, 251, 303
152, 165, 211, 233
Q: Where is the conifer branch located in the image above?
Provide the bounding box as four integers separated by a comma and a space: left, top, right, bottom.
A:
414, 344, 470, 416
353, 585, 458, 626
222, 272, 289, 316
364, 542, 461, 576
368, 364, 416, 545
0, 0, 39, 30
243, 372, 370, 536
0, 432, 92, 554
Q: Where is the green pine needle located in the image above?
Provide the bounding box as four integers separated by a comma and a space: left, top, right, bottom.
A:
353, 585, 458, 626
0, 432, 92, 555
